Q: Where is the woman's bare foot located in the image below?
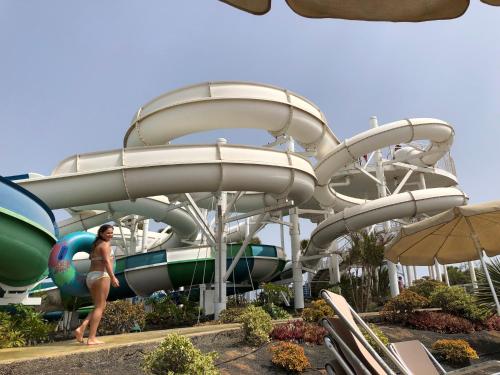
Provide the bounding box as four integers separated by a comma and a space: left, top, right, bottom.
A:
74, 327, 84, 343
87, 339, 105, 345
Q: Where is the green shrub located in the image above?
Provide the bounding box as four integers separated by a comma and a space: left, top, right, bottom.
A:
0, 312, 25, 348
218, 307, 245, 323
361, 324, 390, 355
142, 333, 218, 375
263, 304, 291, 320
270, 341, 310, 373
11, 305, 54, 345
146, 296, 199, 328
240, 305, 273, 346
431, 339, 478, 364
99, 300, 146, 335
430, 286, 490, 322
302, 299, 334, 323
0, 306, 54, 347
408, 279, 444, 299
259, 283, 292, 306
226, 295, 248, 308
381, 290, 429, 322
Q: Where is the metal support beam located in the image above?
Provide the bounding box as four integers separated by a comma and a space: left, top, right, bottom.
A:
264, 135, 288, 148
223, 213, 267, 281
265, 217, 292, 227
141, 219, 149, 253
362, 151, 375, 169
392, 168, 414, 195
354, 165, 382, 186
296, 208, 329, 216
223, 200, 294, 224
223, 191, 244, 220
184, 193, 216, 247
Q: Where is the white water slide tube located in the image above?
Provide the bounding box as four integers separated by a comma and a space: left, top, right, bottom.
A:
20, 143, 316, 213
58, 196, 198, 248
121, 82, 467, 266
19, 81, 466, 286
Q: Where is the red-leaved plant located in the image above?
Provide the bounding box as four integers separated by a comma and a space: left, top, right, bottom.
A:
271, 320, 326, 344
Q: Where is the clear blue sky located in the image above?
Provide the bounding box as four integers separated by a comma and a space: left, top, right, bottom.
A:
1, 1, 499, 271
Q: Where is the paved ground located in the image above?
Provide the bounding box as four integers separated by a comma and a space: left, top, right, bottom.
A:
0, 323, 240, 365
1, 321, 499, 375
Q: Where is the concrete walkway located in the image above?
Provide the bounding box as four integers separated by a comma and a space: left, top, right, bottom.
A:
0, 323, 241, 365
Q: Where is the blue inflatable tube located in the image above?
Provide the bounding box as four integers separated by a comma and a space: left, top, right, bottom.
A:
48, 231, 114, 297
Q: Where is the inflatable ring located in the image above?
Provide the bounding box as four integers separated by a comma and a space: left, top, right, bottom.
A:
48, 231, 115, 297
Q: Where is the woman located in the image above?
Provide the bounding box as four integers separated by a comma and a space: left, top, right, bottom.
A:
74, 224, 120, 345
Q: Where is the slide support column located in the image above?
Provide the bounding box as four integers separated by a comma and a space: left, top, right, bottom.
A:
289, 206, 304, 310
214, 191, 227, 319
371, 116, 399, 297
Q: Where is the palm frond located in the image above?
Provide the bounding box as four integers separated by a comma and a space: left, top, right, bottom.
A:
475, 257, 500, 310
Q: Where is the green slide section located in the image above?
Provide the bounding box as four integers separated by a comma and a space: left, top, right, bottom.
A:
0, 176, 57, 288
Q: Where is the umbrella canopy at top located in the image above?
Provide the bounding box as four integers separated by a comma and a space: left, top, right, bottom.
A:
220, 0, 500, 22
385, 200, 500, 266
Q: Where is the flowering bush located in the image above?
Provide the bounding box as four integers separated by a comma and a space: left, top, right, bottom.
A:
142, 333, 218, 374
302, 300, 334, 323
240, 305, 273, 346
431, 339, 478, 364
270, 342, 310, 373
406, 311, 474, 333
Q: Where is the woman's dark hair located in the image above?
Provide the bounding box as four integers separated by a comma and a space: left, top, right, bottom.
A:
92, 224, 114, 249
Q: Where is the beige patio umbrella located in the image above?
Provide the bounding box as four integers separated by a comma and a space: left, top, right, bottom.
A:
220, 0, 500, 22
385, 200, 500, 314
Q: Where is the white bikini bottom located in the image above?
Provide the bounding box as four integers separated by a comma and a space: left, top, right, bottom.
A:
86, 271, 110, 289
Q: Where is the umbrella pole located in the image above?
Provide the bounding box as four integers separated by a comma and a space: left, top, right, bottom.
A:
466, 222, 500, 315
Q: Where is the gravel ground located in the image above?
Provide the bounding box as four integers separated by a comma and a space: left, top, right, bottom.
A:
1, 325, 499, 375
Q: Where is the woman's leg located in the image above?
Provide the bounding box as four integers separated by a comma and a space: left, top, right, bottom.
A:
87, 277, 111, 345
74, 310, 93, 343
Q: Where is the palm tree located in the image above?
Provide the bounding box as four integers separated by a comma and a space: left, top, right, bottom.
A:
475, 257, 500, 311
343, 231, 389, 312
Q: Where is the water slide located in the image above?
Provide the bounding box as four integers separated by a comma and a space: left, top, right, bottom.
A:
7, 81, 466, 301
0, 176, 57, 304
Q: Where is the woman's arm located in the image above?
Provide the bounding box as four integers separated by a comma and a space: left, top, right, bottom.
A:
97, 243, 120, 287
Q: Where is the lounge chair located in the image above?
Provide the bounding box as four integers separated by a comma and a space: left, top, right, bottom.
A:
320, 289, 500, 375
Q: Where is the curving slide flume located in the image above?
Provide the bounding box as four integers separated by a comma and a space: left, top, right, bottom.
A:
1, 81, 467, 305
0, 176, 58, 304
